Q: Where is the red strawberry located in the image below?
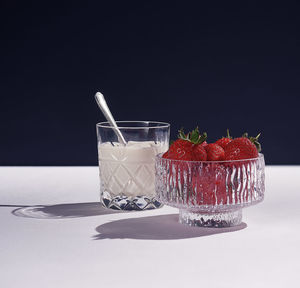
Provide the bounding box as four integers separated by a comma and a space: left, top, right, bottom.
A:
242, 132, 262, 152
191, 129, 207, 160
162, 128, 207, 204
224, 137, 258, 160
163, 128, 207, 161
162, 138, 193, 160
193, 145, 207, 161
205, 143, 225, 161
215, 129, 232, 149
192, 163, 227, 205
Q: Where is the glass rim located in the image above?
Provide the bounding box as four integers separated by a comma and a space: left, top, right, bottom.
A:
156, 153, 264, 164
96, 121, 170, 129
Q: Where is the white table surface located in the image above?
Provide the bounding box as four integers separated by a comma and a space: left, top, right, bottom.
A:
0, 166, 299, 288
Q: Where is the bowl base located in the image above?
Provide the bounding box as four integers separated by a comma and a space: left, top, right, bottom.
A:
179, 209, 242, 228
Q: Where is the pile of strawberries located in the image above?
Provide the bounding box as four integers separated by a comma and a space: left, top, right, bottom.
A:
163, 128, 261, 161
161, 128, 262, 205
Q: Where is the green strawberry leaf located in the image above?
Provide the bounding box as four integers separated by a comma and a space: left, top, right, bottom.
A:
177, 127, 207, 145
250, 133, 261, 152
189, 127, 200, 143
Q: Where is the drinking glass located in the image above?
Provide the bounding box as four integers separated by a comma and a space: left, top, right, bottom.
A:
97, 121, 170, 210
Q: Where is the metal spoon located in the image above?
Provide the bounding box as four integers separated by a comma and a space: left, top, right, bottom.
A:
95, 92, 127, 145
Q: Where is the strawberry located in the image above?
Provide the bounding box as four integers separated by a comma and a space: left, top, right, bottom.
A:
162, 138, 193, 160
192, 163, 227, 205
242, 132, 262, 152
224, 137, 258, 160
162, 128, 207, 204
205, 143, 225, 161
193, 145, 207, 161
163, 127, 207, 161
215, 129, 232, 149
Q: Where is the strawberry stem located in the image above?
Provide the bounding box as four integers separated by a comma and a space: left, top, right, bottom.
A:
177, 127, 207, 145
198, 132, 207, 144
249, 133, 261, 152
178, 128, 187, 140
226, 129, 232, 139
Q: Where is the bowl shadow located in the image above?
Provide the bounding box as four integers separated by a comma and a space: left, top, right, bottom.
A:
93, 214, 247, 240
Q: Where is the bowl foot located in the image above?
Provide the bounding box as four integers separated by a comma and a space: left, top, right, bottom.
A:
179, 209, 242, 228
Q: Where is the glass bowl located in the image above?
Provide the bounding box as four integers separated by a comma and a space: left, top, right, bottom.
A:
155, 154, 265, 227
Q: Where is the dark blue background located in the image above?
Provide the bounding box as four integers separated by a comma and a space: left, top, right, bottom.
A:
1, 1, 299, 165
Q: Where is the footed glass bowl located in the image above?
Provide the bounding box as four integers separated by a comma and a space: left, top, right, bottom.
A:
155, 154, 265, 227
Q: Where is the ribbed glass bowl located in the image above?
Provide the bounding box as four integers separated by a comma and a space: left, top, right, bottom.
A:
155, 153, 265, 227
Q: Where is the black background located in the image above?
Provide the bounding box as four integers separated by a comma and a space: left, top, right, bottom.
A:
1, 1, 299, 165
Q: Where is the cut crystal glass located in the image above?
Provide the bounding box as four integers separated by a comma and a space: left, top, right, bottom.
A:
97, 121, 170, 210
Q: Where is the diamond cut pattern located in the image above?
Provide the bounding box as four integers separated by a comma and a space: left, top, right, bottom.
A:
98, 141, 168, 211
99, 160, 156, 197
100, 191, 163, 211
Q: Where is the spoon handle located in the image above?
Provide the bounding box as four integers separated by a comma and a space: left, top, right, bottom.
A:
95, 92, 127, 145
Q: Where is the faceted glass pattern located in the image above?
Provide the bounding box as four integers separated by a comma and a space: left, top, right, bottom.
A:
99, 160, 163, 210
99, 161, 155, 197
155, 154, 265, 227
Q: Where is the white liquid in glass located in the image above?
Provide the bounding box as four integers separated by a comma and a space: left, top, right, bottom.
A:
98, 141, 168, 197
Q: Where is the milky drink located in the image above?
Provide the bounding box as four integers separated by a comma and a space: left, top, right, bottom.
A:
98, 141, 168, 197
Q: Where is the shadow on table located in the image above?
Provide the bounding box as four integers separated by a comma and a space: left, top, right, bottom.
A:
0, 203, 125, 219
93, 214, 247, 240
